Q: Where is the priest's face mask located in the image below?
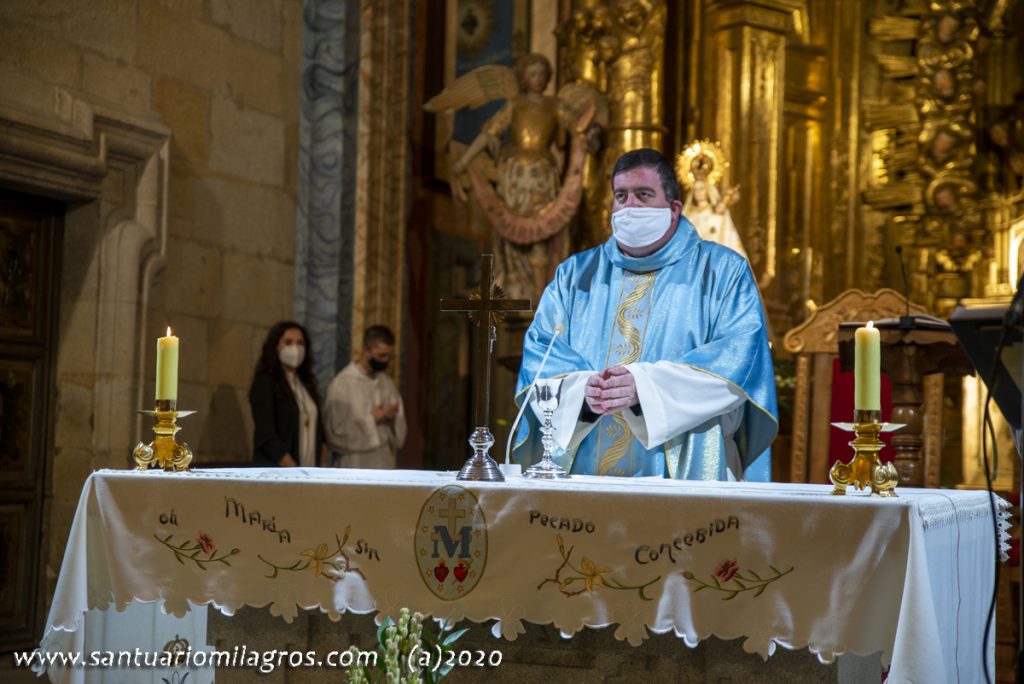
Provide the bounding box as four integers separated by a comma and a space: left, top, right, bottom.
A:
610, 166, 683, 255
362, 342, 394, 373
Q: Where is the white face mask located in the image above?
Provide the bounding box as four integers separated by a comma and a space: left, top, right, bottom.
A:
611, 207, 673, 249
279, 344, 305, 369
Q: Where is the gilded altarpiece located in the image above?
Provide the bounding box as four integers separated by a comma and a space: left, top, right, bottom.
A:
853, 1, 1022, 496
410, 1, 1022, 488
557, 0, 669, 248
700, 1, 794, 310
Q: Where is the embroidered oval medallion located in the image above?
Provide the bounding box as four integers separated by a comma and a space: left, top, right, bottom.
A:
415, 485, 487, 600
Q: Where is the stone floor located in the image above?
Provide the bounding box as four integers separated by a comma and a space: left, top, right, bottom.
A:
209, 607, 882, 683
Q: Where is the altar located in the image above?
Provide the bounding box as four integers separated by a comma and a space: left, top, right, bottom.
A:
36, 468, 1009, 683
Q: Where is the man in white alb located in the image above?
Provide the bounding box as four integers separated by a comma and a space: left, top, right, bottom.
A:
323, 325, 406, 468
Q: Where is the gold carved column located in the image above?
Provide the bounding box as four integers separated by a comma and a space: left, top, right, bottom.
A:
779, 29, 828, 331
702, 0, 798, 298
354, 0, 411, 381
558, 0, 668, 247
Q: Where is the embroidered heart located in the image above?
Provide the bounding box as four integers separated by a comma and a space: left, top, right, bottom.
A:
433, 562, 449, 582
453, 564, 468, 582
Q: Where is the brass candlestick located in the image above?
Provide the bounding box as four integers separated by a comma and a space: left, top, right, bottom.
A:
829, 410, 902, 497
133, 399, 195, 471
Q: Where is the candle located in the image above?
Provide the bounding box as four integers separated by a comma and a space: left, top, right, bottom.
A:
854, 320, 880, 411
155, 326, 179, 401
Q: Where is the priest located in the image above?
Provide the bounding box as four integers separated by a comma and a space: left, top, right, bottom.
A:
513, 148, 777, 480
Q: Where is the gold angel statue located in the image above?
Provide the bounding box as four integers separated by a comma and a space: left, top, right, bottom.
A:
676, 140, 748, 261
425, 53, 603, 302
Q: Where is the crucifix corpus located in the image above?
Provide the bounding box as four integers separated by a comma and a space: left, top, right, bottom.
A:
440, 254, 532, 481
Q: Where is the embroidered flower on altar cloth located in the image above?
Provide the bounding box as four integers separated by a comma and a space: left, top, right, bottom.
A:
196, 533, 215, 555
579, 557, 611, 591
713, 559, 739, 583
300, 543, 337, 580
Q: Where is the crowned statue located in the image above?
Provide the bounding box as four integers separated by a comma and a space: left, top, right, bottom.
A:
677, 140, 749, 261
425, 53, 604, 303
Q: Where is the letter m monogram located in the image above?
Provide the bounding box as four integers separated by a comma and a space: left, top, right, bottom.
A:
431, 525, 471, 559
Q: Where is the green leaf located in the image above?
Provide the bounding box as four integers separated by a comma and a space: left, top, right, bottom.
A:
754, 585, 767, 597
769, 565, 781, 575
749, 570, 762, 581
723, 591, 739, 601
693, 585, 707, 593
376, 617, 394, 644
442, 627, 469, 646
732, 579, 746, 589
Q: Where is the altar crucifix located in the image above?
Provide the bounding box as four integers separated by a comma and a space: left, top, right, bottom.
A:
440, 254, 532, 480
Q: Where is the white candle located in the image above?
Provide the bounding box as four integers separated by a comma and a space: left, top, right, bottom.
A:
155, 326, 179, 401
854, 320, 880, 411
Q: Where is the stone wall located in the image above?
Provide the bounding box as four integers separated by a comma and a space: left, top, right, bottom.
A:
0, 0, 303, 603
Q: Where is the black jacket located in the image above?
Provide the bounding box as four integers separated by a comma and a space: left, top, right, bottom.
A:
249, 370, 325, 466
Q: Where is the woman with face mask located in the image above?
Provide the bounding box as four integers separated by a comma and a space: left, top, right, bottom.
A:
249, 321, 326, 467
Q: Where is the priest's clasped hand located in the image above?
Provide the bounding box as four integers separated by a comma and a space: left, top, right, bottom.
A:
584, 366, 639, 415
371, 402, 400, 424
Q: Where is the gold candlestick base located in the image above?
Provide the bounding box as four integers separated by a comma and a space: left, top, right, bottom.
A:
829, 411, 902, 497
133, 400, 195, 471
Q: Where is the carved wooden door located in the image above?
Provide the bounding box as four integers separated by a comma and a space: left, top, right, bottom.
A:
0, 190, 61, 651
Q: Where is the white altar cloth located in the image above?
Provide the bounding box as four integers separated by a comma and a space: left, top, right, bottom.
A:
39, 468, 1010, 683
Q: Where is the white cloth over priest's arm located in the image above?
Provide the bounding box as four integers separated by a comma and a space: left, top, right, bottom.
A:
528, 370, 599, 452
621, 361, 745, 447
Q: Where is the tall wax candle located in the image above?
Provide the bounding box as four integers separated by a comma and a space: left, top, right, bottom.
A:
155, 327, 179, 401
854, 320, 880, 411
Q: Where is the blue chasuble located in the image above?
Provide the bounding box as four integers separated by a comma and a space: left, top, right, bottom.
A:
513, 218, 778, 480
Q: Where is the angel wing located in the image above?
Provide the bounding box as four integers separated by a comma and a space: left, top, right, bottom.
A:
556, 82, 608, 129
424, 65, 518, 112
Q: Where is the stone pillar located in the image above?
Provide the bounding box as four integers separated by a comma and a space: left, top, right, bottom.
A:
294, 0, 361, 390
702, 0, 796, 294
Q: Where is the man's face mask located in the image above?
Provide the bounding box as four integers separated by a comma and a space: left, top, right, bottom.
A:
611, 207, 673, 249
369, 358, 389, 373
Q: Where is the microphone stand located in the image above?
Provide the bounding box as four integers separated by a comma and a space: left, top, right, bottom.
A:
1007, 272, 1024, 684
896, 246, 915, 333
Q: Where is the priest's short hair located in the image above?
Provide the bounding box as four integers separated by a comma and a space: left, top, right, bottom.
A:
363, 325, 395, 348
611, 148, 680, 201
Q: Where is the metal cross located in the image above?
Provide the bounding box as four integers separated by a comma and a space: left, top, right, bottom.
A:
440, 254, 532, 428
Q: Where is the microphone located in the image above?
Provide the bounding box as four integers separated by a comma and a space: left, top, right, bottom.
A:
895, 246, 914, 331
504, 323, 564, 466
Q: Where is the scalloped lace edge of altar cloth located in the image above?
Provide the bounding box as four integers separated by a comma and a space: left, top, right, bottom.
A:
44, 587, 381, 648
488, 619, 893, 666
916, 492, 1012, 562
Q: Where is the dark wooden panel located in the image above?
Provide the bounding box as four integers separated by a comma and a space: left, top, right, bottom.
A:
0, 358, 40, 487
0, 189, 62, 652
0, 207, 46, 342
0, 501, 33, 634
